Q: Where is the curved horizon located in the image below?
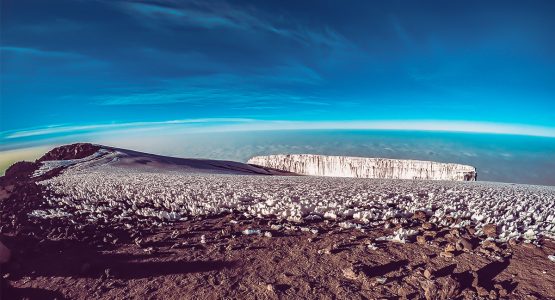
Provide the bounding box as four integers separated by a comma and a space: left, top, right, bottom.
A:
2, 119, 555, 148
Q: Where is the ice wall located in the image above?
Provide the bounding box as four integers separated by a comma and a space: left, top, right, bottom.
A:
248, 154, 477, 181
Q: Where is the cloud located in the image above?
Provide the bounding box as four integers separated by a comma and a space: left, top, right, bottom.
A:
189, 120, 555, 138
0, 46, 84, 59
90, 67, 325, 106
0, 118, 255, 140
123, 2, 243, 29
94, 88, 325, 106
389, 15, 413, 49
116, 0, 349, 48
3, 120, 555, 144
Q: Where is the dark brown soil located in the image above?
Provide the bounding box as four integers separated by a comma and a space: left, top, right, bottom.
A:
2, 210, 555, 299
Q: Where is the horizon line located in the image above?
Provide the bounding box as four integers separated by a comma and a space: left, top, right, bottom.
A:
1, 119, 555, 147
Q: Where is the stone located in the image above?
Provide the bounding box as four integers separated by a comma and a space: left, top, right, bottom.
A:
440, 251, 454, 258
417, 235, 428, 244
423, 269, 433, 279
375, 277, 387, 284
423, 231, 437, 238
483, 224, 498, 237
422, 222, 434, 230
438, 276, 460, 299
494, 284, 508, 297
445, 216, 456, 224
242, 229, 261, 235
421, 280, 436, 300
482, 240, 501, 252
456, 238, 473, 252
471, 271, 479, 288
144, 247, 156, 254
397, 285, 410, 299
413, 211, 428, 221
342, 267, 359, 280
419, 276, 460, 300
367, 243, 378, 250
318, 247, 332, 255
444, 243, 456, 253
476, 286, 489, 297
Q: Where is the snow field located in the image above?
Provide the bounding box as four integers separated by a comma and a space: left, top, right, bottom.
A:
35, 164, 555, 243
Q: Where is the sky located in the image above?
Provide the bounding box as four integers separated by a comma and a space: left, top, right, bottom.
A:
1, 0, 555, 145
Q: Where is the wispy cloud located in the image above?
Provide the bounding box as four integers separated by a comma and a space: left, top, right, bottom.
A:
94, 88, 325, 106
201, 120, 555, 138
3, 119, 555, 143
116, 0, 349, 48
90, 66, 326, 106
389, 15, 413, 49
1, 46, 84, 59
124, 2, 243, 29
0, 118, 255, 140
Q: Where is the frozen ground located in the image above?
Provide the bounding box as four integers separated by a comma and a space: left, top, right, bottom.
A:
248, 154, 477, 181
34, 148, 555, 243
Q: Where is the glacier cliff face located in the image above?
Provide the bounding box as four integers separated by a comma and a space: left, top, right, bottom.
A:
248, 154, 477, 181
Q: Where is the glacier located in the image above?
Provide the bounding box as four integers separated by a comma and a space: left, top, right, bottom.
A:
247, 154, 477, 181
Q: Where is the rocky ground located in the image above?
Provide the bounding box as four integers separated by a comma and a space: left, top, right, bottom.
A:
1, 144, 555, 299
2, 212, 555, 299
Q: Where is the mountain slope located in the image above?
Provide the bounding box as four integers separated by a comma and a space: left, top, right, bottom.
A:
8, 143, 293, 180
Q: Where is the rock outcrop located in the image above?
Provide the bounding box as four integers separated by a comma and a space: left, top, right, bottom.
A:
38, 143, 101, 162
247, 154, 477, 181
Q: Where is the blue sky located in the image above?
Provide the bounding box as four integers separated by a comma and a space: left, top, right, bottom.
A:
1, 0, 555, 144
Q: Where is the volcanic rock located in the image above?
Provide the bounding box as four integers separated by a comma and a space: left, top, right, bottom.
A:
456, 238, 473, 251
413, 211, 428, 221
422, 222, 435, 230
37, 143, 101, 162
419, 276, 460, 300
482, 224, 498, 238
4, 161, 39, 179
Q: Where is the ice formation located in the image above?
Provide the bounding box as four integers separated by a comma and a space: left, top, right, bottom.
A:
25, 145, 555, 244
32, 149, 112, 177
248, 154, 477, 181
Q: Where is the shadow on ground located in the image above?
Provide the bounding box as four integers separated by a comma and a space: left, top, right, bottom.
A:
1, 234, 237, 299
